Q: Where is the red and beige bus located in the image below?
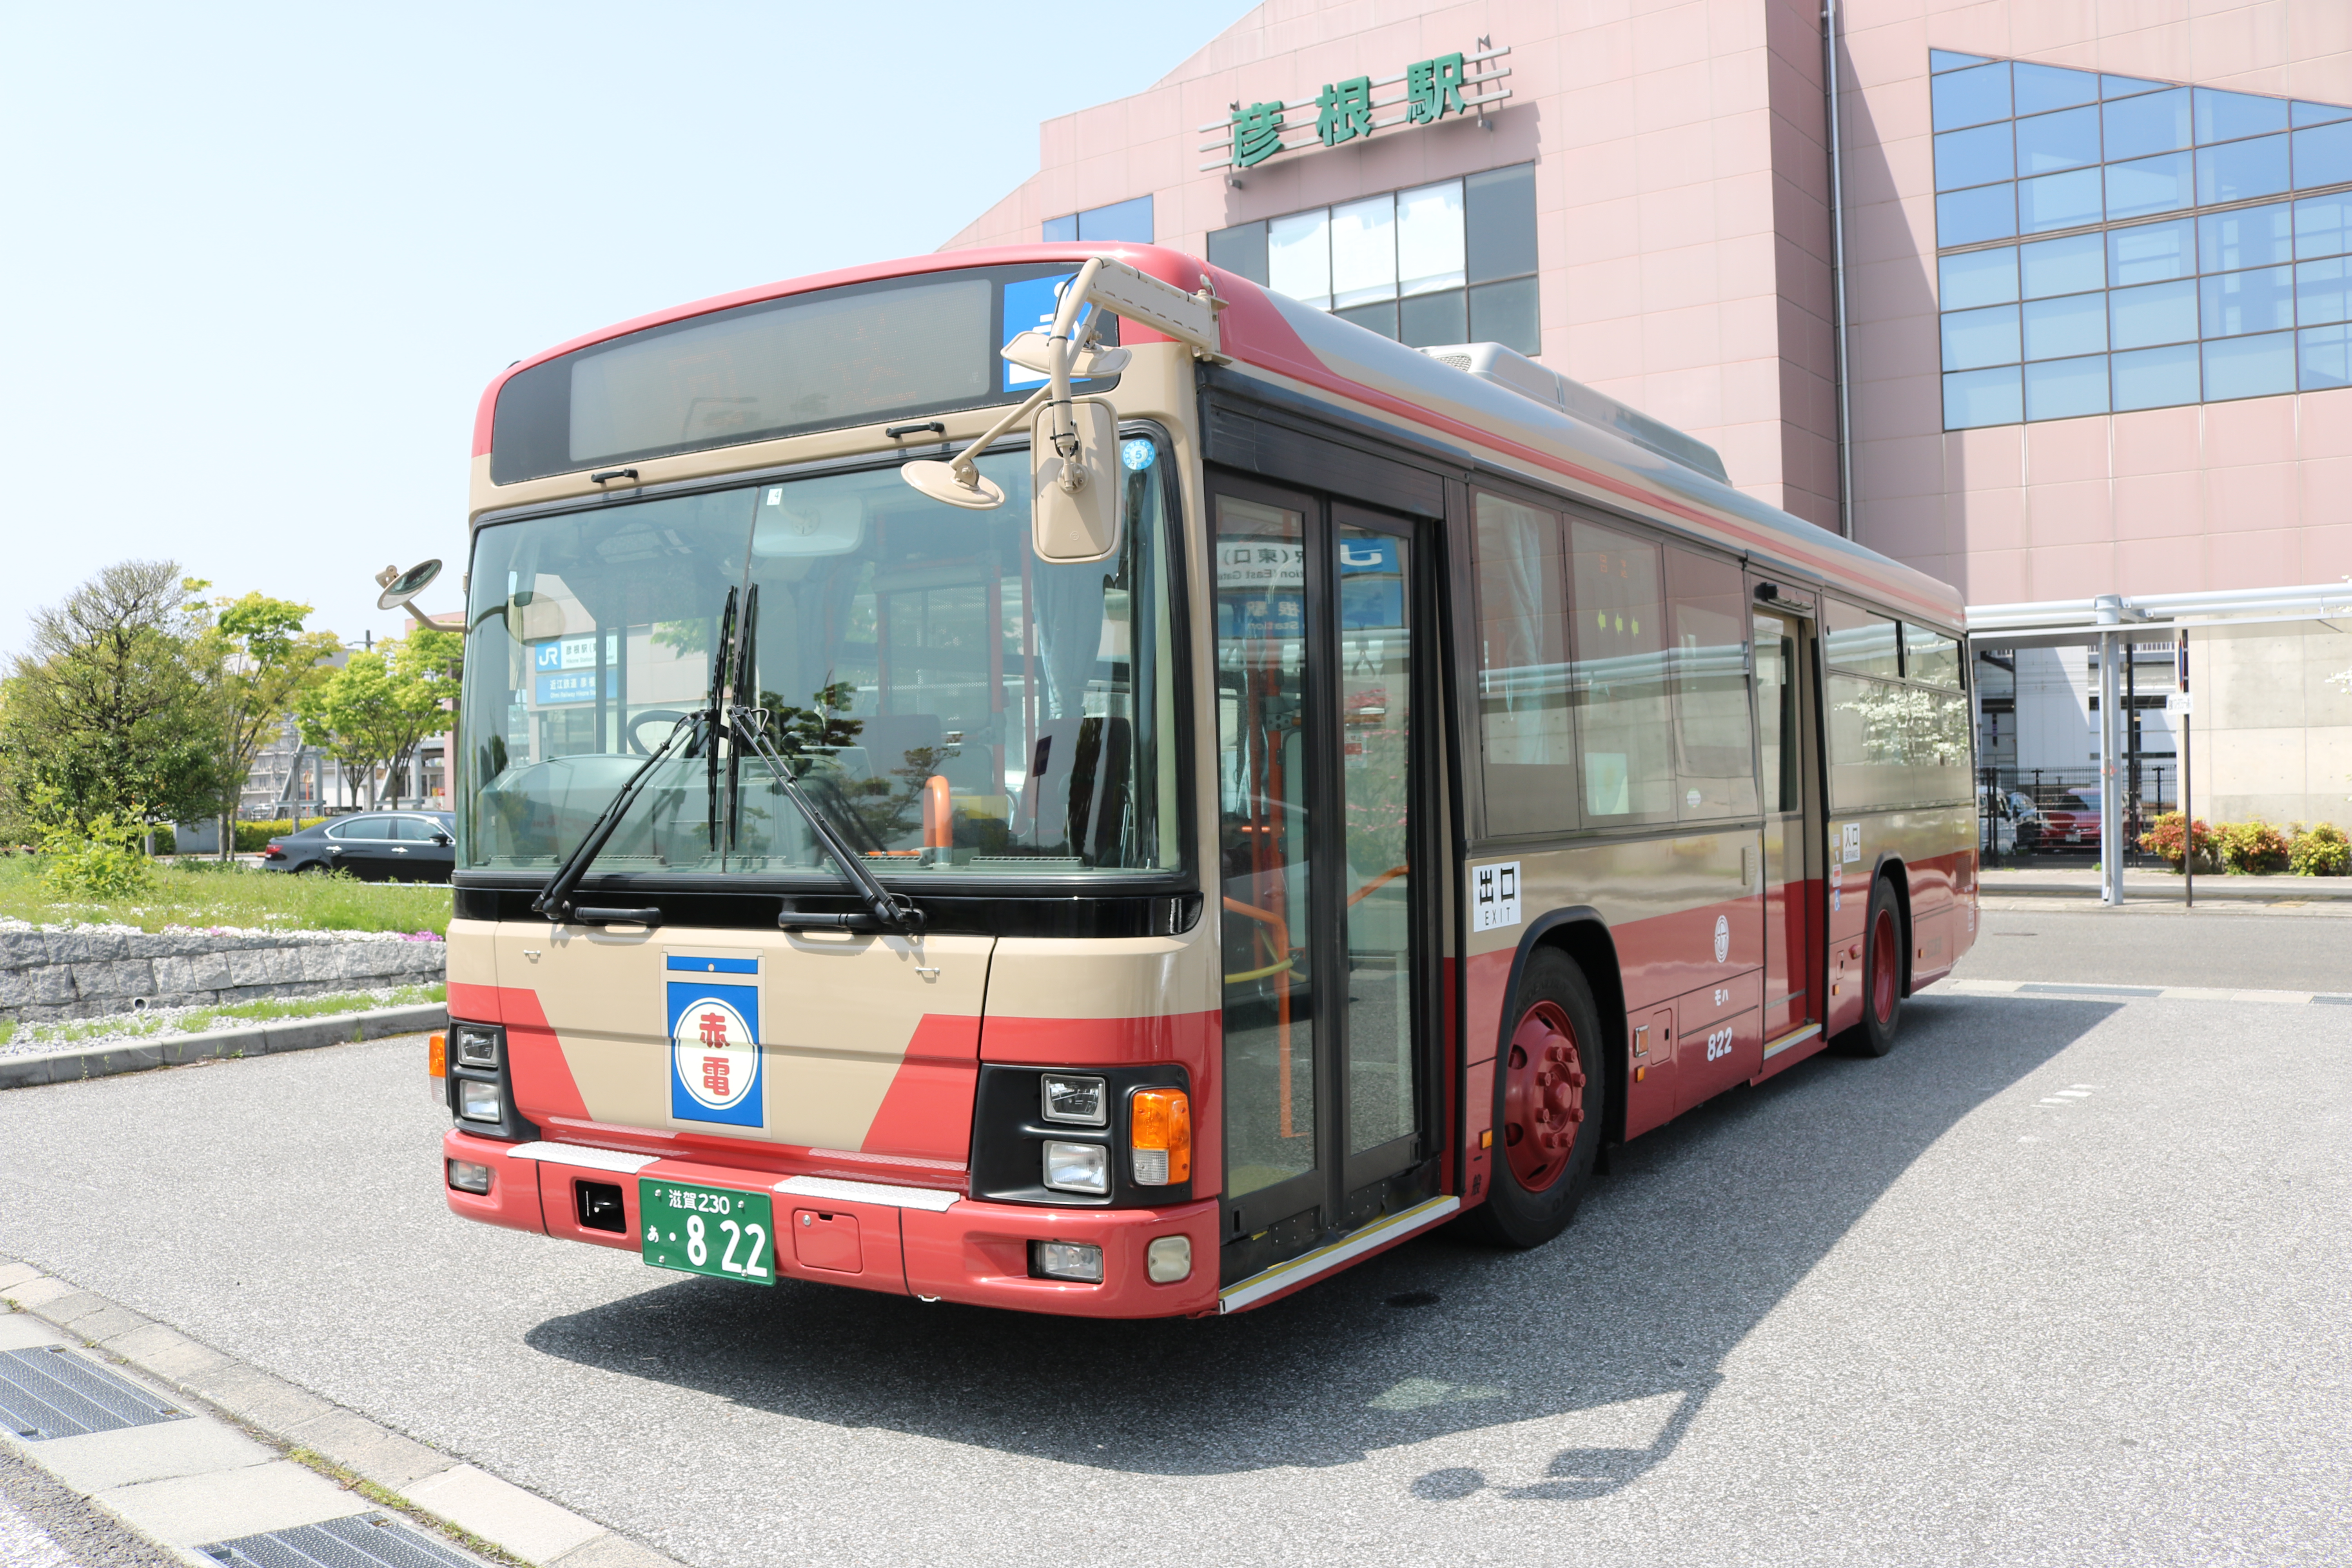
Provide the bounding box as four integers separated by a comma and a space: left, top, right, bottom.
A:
432, 244, 1977, 1316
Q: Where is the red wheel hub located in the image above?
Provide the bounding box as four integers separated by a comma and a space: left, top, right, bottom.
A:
1500, 1000, 1586, 1192
1870, 904, 1900, 1025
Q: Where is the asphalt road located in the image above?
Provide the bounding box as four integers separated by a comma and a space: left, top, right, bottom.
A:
1956, 902, 2352, 990
1, 953, 2347, 1564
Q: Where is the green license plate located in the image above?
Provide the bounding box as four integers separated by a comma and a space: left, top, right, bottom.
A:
638, 1178, 775, 1286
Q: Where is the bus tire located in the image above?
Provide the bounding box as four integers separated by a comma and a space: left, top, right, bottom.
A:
1838, 876, 1906, 1058
1461, 947, 1606, 1249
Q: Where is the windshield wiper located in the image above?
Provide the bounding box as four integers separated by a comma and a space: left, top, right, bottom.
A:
728, 706, 924, 935
531, 711, 701, 922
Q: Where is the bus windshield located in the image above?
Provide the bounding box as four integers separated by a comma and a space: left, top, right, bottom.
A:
459, 441, 1179, 881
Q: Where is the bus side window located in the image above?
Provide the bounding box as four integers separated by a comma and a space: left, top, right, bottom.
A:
1665, 548, 1759, 822
1471, 491, 1576, 836
1568, 521, 1675, 823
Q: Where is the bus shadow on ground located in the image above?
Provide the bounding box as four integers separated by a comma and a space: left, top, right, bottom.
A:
523, 996, 2114, 1490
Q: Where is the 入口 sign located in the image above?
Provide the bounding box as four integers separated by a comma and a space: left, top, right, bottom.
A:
1199, 45, 1513, 174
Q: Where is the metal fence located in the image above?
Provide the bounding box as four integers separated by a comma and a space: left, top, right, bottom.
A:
1977, 762, 2177, 867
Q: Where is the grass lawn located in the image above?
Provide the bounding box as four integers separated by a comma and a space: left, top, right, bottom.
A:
0, 855, 450, 936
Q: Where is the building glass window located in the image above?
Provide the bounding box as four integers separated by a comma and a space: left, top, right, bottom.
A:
1209, 162, 1541, 355
1933, 58, 2352, 427
1041, 195, 1153, 245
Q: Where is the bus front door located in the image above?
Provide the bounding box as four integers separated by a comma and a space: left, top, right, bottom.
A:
1753, 601, 1824, 1053
1211, 476, 1437, 1274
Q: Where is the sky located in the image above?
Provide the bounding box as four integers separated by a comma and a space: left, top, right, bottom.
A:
0, 2, 1251, 659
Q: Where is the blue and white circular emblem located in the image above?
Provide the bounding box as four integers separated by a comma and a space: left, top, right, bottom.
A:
671, 996, 759, 1113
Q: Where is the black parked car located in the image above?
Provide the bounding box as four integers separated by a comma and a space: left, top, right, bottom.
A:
262, 812, 456, 882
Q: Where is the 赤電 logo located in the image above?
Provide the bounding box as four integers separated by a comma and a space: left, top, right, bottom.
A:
667, 956, 762, 1127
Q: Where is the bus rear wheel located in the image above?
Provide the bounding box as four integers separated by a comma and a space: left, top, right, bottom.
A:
1462, 948, 1605, 1249
1838, 877, 1906, 1058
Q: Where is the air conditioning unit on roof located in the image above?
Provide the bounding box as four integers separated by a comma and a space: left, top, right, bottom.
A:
1417, 341, 1730, 485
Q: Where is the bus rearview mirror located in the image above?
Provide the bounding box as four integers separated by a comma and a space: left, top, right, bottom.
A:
1032, 401, 1122, 564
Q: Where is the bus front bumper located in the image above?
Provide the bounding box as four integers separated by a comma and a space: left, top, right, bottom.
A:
442, 1129, 1221, 1318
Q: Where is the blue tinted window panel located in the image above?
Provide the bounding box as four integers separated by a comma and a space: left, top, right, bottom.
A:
2199, 203, 2294, 272
2201, 265, 2295, 337
1940, 246, 2019, 309
2102, 74, 2166, 101
2016, 105, 2102, 174
2297, 258, 2352, 327
1935, 123, 2015, 191
2194, 87, 2288, 144
2301, 324, 2352, 389
2108, 217, 2198, 284
2106, 152, 2194, 220
1937, 182, 2017, 247
1076, 195, 1153, 243
2294, 121, 2352, 190
2202, 331, 2296, 400
1945, 366, 2023, 428
2197, 135, 2290, 206
1041, 214, 1078, 242
2020, 168, 2103, 233
2023, 292, 2107, 359
2292, 101, 2352, 128
2296, 195, 2352, 260
2104, 87, 2192, 160
1933, 62, 2011, 131
1942, 303, 2022, 370
2014, 63, 2101, 117
2022, 232, 2104, 298
2111, 343, 2201, 410
1931, 49, 1992, 74
2110, 279, 2199, 349
2025, 355, 2109, 420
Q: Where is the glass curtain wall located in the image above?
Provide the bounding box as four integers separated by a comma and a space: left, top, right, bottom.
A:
1209, 164, 1541, 354
1931, 52, 2352, 426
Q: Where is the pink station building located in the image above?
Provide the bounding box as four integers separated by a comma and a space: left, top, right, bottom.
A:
947, 0, 2352, 834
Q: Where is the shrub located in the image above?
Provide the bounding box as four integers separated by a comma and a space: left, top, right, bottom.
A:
2290, 822, 2350, 877
2136, 812, 2215, 871
2214, 819, 2292, 875
39, 811, 157, 898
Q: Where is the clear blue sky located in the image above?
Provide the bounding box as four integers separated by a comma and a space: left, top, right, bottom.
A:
0, 2, 1249, 657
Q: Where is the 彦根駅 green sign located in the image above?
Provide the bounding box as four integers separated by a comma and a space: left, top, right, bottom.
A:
1198, 44, 1512, 174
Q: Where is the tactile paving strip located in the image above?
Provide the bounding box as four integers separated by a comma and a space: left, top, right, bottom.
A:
202, 1512, 485, 1568
0, 1345, 187, 1440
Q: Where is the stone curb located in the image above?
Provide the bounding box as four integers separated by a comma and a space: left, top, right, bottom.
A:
1938, 977, 2352, 1006
0, 1004, 450, 1091
0, 1257, 684, 1568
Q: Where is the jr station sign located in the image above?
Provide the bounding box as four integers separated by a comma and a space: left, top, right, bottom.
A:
1198, 44, 1513, 173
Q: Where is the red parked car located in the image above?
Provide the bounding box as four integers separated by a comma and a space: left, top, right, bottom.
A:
2034, 790, 2102, 850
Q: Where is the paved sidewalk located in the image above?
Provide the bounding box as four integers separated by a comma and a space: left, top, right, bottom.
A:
0, 1261, 681, 1568
1980, 866, 2352, 903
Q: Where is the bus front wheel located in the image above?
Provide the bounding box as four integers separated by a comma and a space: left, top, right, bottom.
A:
1839, 877, 1906, 1058
1462, 947, 1606, 1249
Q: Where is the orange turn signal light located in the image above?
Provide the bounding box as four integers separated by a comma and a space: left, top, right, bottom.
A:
1129, 1088, 1191, 1186
428, 1032, 447, 1078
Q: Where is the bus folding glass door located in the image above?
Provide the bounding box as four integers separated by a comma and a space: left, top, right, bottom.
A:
1211, 477, 1432, 1253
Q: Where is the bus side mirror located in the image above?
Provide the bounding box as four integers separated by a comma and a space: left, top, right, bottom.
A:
1031, 400, 1122, 564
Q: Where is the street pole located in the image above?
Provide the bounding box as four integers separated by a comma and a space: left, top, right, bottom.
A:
2180, 628, 2193, 909
2095, 597, 2123, 907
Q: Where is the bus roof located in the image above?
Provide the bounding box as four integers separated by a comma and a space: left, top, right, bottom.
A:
473, 243, 1963, 627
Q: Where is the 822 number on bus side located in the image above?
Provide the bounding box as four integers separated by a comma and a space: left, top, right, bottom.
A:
639, 1180, 775, 1286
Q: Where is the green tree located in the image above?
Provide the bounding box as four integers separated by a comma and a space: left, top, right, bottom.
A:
296, 629, 462, 809
0, 560, 229, 837
196, 593, 341, 858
